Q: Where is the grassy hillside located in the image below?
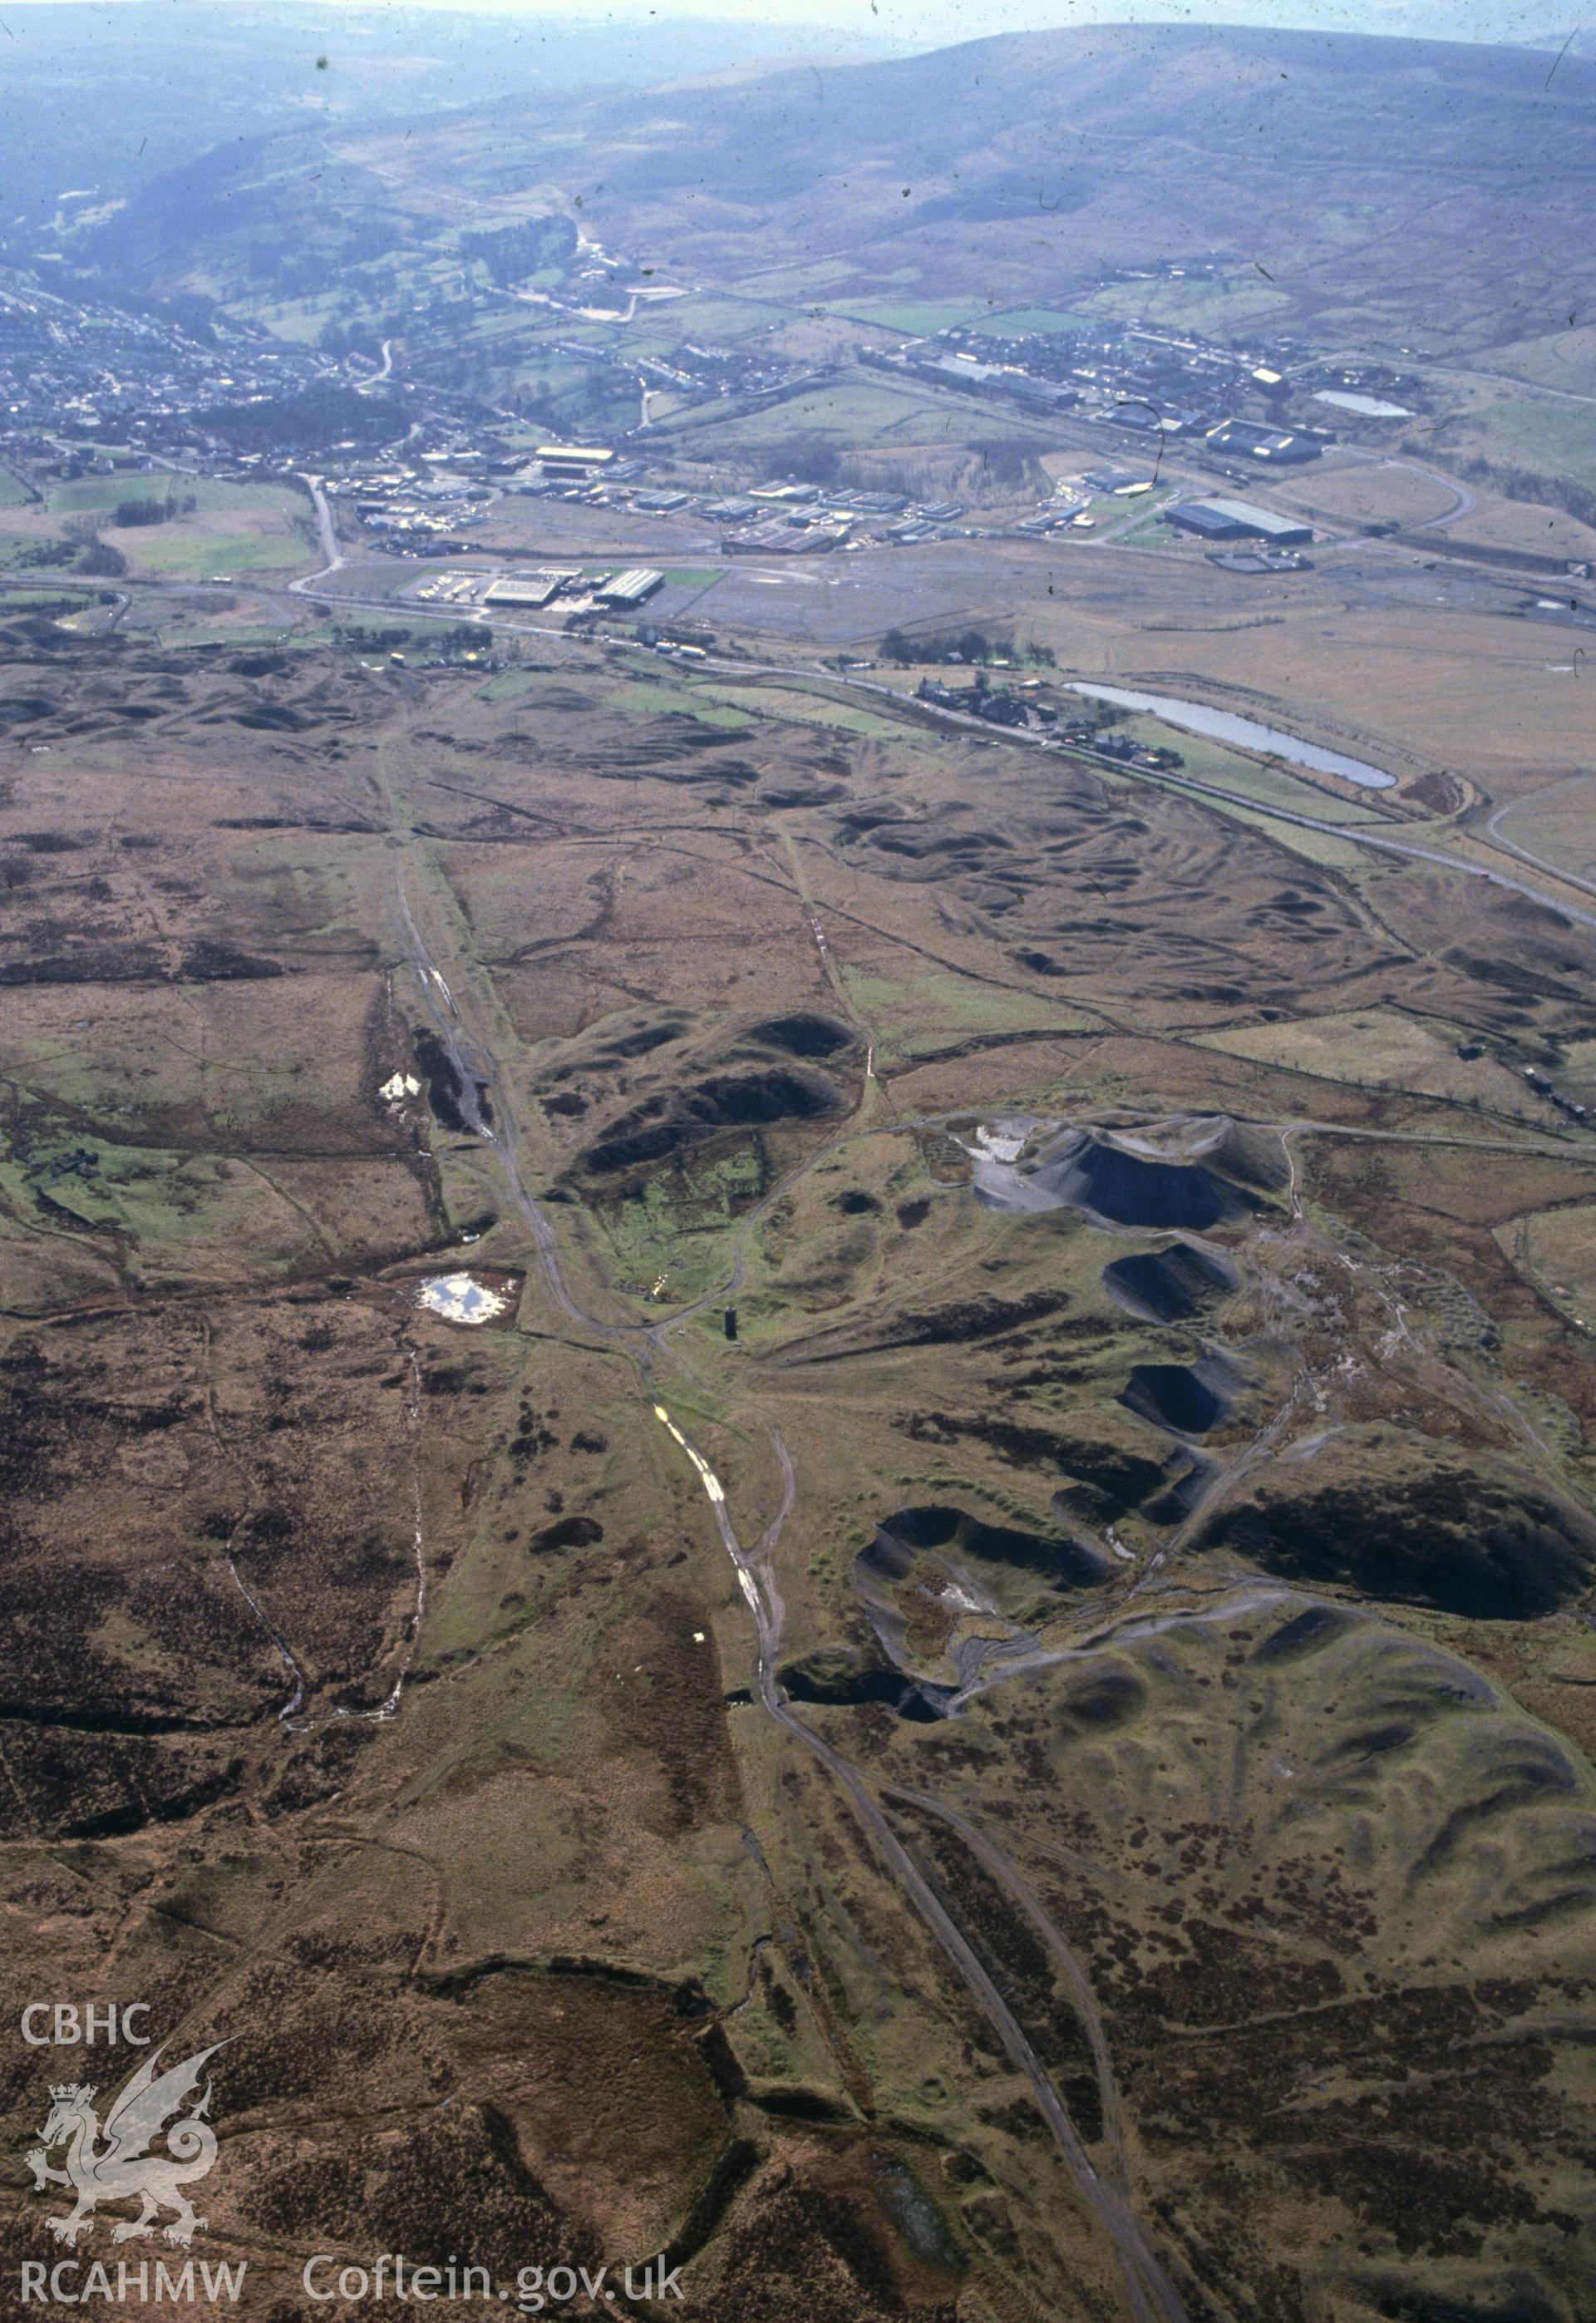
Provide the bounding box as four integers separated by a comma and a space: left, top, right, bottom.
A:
76, 22, 1596, 361
2, 0, 899, 236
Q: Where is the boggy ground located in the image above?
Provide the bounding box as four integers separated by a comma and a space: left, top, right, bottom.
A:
1, 607, 1594, 2321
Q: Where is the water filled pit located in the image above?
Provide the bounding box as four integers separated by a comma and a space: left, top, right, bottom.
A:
1067, 681, 1397, 789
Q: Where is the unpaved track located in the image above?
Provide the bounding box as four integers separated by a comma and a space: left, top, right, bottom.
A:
393, 862, 1194, 2323
651, 1404, 1191, 2323
881, 1780, 1135, 2198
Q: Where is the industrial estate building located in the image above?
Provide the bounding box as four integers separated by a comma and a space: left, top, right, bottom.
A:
485, 573, 573, 609
1204, 419, 1323, 464
535, 444, 615, 478
594, 566, 665, 607
1164, 498, 1313, 545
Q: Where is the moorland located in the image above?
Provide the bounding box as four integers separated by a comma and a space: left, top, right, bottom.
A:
2, 18, 1595, 2323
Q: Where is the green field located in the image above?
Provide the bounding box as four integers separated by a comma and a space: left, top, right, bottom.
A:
818, 296, 1000, 335
843, 962, 1088, 1062
985, 307, 1096, 336
658, 372, 1041, 451
50, 476, 298, 519
0, 584, 96, 612
732, 259, 860, 297
462, 305, 548, 346
37, 476, 313, 580
241, 293, 344, 343
705, 682, 908, 740
1084, 274, 1294, 334
1107, 716, 1390, 826
0, 535, 78, 571
1096, 491, 1180, 545
479, 668, 545, 703
598, 1147, 766, 1302
631, 293, 789, 345
0, 467, 34, 506
1480, 400, 1596, 493
160, 619, 325, 652
126, 525, 309, 579
0, 1135, 316, 1276
616, 679, 750, 727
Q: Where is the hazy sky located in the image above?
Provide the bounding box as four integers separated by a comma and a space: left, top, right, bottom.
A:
1, 0, 1572, 42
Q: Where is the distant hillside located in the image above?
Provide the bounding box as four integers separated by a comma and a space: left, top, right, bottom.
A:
0, 0, 900, 239
79, 21, 1596, 356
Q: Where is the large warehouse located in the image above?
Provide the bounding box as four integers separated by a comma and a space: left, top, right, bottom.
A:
595, 566, 666, 607
1164, 498, 1313, 545
536, 444, 615, 479
485, 572, 572, 609
1204, 419, 1323, 464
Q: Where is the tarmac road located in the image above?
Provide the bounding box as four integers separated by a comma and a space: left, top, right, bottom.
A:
290, 474, 347, 593
1484, 777, 1596, 899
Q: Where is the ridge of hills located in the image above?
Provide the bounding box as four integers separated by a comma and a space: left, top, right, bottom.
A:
0, 0, 901, 231
76, 20, 1596, 356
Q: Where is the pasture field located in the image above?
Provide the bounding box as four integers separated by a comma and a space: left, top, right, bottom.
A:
1104, 714, 1396, 824
705, 680, 911, 739
1197, 1007, 1560, 1117
657, 372, 1010, 447
0, 473, 322, 580
1480, 397, 1596, 493
1496, 1201, 1596, 1334
1265, 456, 1461, 529
49, 475, 299, 519
1082, 272, 1293, 333
818, 294, 1003, 334
1491, 776, 1596, 883
843, 964, 1091, 1062
609, 678, 751, 727
986, 306, 1096, 334
632, 292, 792, 343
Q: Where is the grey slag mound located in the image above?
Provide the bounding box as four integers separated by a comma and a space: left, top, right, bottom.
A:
1103, 1238, 1240, 1321
1119, 1352, 1243, 1438
1204, 1117, 1293, 1192
746, 1012, 854, 1058
977, 1117, 1283, 1228
581, 1066, 841, 1175
1032, 1132, 1254, 1230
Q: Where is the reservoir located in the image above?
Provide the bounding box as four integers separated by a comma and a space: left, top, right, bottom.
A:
1066, 682, 1398, 790
1313, 388, 1411, 418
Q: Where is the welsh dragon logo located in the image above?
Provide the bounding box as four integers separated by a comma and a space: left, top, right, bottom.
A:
26, 2044, 223, 2248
